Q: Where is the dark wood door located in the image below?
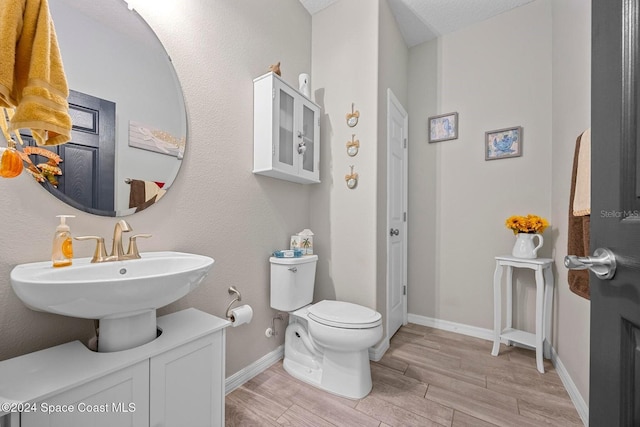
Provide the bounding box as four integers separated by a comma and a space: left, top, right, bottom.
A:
591, 0, 640, 424
22, 90, 116, 215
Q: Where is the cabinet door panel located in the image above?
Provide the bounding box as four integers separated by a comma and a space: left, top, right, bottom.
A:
301, 104, 316, 173
150, 332, 224, 427
278, 89, 295, 167
22, 361, 149, 427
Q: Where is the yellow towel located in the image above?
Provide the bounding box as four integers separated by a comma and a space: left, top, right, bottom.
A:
0, 0, 71, 146
572, 128, 590, 216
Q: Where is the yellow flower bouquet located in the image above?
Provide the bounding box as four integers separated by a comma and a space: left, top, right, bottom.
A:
505, 214, 549, 235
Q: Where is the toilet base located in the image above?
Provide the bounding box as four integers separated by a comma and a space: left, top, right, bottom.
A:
283, 357, 322, 390
283, 323, 373, 399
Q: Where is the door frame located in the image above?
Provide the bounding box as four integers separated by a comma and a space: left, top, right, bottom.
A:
386, 88, 409, 339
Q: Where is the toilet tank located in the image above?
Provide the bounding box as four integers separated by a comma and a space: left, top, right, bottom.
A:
270, 255, 318, 311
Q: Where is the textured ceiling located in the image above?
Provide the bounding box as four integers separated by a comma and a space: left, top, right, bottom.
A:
299, 0, 535, 47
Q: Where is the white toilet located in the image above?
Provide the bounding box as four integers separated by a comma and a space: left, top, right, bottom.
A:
270, 254, 382, 399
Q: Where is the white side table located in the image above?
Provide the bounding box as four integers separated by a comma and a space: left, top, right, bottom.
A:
491, 255, 554, 373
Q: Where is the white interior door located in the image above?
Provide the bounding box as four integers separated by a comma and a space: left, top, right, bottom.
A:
387, 89, 408, 339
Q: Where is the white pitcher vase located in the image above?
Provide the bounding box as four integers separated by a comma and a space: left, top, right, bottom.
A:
512, 233, 543, 259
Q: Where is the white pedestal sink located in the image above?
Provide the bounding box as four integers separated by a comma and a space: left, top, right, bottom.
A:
10, 251, 214, 352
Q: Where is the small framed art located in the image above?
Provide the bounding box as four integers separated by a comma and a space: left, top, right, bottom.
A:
485, 126, 522, 160
428, 112, 458, 143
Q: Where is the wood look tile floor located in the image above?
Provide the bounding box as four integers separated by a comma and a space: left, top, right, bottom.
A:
225, 324, 582, 426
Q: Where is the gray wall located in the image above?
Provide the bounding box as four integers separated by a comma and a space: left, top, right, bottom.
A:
550, 0, 591, 408
407, 0, 590, 410
376, 0, 409, 337
310, 0, 379, 309
0, 0, 312, 379
309, 0, 408, 346
407, 0, 553, 329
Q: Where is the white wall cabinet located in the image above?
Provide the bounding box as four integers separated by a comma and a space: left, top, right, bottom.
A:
0, 309, 229, 427
253, 72, 320, 184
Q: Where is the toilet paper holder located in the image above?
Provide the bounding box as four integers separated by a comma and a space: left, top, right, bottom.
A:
225, 286, 242, 319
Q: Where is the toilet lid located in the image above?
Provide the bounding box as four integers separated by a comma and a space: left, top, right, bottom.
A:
308, 300, 382, 329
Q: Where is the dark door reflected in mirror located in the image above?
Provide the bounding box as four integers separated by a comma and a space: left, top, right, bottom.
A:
38, 0, 187, 216
21, 90, 116, 215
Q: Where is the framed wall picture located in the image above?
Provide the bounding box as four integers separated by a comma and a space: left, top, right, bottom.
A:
428, 112, 458, 143
485, 126, 523, 160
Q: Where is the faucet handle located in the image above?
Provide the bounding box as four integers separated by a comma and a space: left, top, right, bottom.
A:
75, 235, 107, 263
126, 234, 152, 259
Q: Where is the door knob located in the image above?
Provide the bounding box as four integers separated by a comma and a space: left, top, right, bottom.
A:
564, 247, 617, 280
389, 228, 399, 236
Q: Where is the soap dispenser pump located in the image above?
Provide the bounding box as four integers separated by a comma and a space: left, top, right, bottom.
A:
52, 215, 75, 267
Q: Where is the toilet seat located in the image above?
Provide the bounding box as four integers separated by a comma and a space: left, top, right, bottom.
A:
308, 300, 382, 329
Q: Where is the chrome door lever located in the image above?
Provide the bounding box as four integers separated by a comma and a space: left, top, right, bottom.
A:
564, 247, 617, 280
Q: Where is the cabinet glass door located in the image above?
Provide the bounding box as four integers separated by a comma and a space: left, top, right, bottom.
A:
278, 90, 294, 167
301, 104, 315, 174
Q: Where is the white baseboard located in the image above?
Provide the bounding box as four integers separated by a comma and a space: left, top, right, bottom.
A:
407, 313, 496, 341
369, 337, 390, 362
407, 313, 588, 426
550, 346, 589, 426
225, 345, 284, 394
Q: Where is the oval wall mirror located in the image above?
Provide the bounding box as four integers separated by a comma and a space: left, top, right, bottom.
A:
29, 0, 187, 217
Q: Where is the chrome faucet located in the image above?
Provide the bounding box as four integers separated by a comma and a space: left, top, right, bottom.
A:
75, 220, 151, 263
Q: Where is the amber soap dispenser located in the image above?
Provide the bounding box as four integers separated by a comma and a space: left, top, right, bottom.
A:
52, 215, 75, 267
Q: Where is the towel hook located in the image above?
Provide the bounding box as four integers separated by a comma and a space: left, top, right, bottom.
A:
225, 286, 242, 319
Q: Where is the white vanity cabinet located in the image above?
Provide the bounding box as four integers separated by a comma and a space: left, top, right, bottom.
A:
149, 332, 224, 426
0, 309, 229, 427
253, 72, 320, 184
21, 361, 150, 427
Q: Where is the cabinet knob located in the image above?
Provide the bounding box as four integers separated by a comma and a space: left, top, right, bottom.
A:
298, 142, 307, 154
